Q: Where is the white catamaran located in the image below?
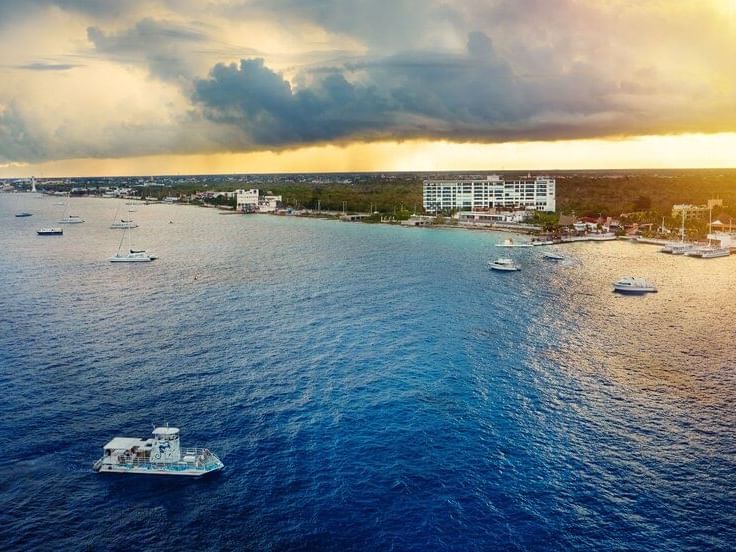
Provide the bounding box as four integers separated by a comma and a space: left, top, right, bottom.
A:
93, 426, 224, 476
109, 224, 157, 262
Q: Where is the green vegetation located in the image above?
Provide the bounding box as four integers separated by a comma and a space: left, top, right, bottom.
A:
87, 169, 735, 239
555, 171, 736, 217
270, 180, 422, 214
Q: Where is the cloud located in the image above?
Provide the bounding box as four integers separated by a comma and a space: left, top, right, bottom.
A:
87, 18, 209, 80
2, 0, 736, 167
0, 104, 46, 163
15, 62, 81, 71
192, 32, 650, 148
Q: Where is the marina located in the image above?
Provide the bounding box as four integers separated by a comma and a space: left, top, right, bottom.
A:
1, 197, 735, 551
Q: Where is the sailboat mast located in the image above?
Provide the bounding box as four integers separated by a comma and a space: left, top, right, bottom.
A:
680, 208, 685, 242
116, 227, 126, 255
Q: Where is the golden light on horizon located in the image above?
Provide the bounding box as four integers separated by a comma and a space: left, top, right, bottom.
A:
2, 132, 736, 178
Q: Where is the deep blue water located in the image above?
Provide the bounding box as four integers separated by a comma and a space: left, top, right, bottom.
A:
1, 196, 735, 551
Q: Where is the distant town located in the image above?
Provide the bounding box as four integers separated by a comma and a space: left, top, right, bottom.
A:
3, 169, 736, 245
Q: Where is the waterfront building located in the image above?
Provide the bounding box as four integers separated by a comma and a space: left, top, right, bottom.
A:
236, 188, 259, 211
672, 199, 723, 220
236, 188, 282, 212
423, 175, 555, 214
258, 194, 282, 213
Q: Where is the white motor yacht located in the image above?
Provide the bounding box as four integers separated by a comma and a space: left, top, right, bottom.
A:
588, 233, 617, 241
58, 215, 84, 224
110, 219, 139, 229
613, 277, 657, 293
496, 238, 532, 248
701, 247, 730, 258
543, 252, 565, 261
37, 227, 63, 235
489, 258, 520, 271
93, 426, 224, 476
670, 243, 697, 255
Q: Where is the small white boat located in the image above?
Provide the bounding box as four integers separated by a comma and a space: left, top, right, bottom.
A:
532, 240, 555, 246
93, 426, 224, 476
489, 258, 520, 271
613, 277, 657, 293
37, 227, 63, 235
110, 219, 139, 229
670, 243, 698, 255
496, 238, 532, 248
588, 233, 617, 241
700, 247, 730, 259
659, 241, 683, 254
543, 252, 565, 261
58, 215, 84, 224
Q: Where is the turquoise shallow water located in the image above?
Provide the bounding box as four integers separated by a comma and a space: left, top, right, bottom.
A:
0, 196, 735, 550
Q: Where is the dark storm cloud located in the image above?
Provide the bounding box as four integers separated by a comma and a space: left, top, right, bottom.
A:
193, 58, 397, 146
87, 18, 209, 80
192, 31, 641, 148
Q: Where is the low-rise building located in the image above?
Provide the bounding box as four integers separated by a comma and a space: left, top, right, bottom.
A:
258, 194, 282, 213
672, 200, 723, 220
236, 189, 282, 212
236, 189, 259, 211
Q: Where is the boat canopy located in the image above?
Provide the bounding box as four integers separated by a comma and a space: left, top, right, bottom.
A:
152, 427, 179, 436
103, 437, 148, 451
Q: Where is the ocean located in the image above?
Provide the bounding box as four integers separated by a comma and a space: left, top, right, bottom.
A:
1, 196, 734, 550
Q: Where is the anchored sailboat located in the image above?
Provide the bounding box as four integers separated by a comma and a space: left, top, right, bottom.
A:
58, 192, 84, 224
109, 224, 156, 262
110, 201, 139, 229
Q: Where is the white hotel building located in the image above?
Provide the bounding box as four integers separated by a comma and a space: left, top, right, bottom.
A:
423, 175, 556, 214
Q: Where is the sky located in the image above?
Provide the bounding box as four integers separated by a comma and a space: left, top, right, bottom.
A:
0, 0, 735, 177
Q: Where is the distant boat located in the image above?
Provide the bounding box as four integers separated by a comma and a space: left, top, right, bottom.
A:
14, 193, 32, 217
59, 215, 84, 224
109, 225, 156, 262
57, 193, 84, 224
110, 202, 138, 228
543, 252, 565, 261
37, 227, 63, 236
488, 258, 520, 271
659, 241, 683, 254
613, 277, 657, 294
496, 238, 532, 248
696, 246, 730, 259
110, 219, 139, 229
670, 243, 698, 255
588, 233, 616, 241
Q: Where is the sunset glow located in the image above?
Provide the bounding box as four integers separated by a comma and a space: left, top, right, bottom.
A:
1, 0, 735, 176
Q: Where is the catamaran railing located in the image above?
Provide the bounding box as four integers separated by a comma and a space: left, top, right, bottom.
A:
97, 448, 222, 471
